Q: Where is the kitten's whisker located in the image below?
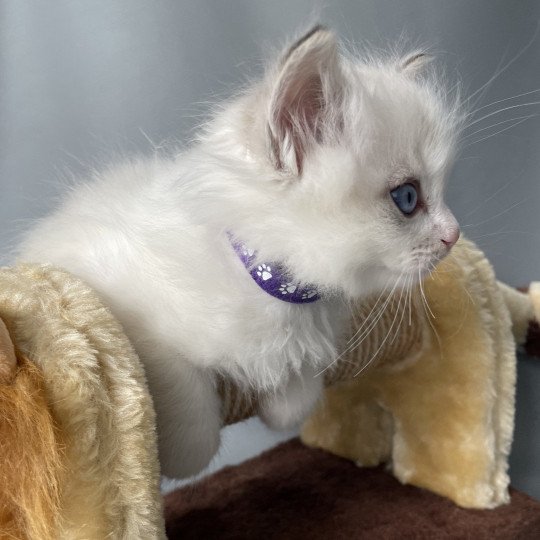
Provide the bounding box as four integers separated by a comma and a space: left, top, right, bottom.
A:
318, 274, 404, 376
337, 291, 393, 361
403, 275, 413, 334
465, 41, 510, 112
461, 283, 476, 307
471, 229, 534, 240
398, 274, 412, 331
461, 180, 513, 218
348, 275, 405, 365
325, 300, 392, 372
465, 22, 539, 108
446, 289, 472, 342
465, 116, 537, 147
407, 275, 413, 326
432, 258, 462, 275
419, 273, 435, 320
343, 279, 392, 347
342, 276, 404, 357
430, 260, 475, 339
462, 198, 526, 229
467, 87, 540, 119
418, 268, 443, 358
353, 274, 409, 377
465, 101, 540, 130
460, 114, 539, 142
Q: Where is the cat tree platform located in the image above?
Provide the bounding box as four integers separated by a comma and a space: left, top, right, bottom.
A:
164, 438, 540, 539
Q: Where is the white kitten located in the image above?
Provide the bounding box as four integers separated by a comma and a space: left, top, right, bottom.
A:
18, 27, 461, 478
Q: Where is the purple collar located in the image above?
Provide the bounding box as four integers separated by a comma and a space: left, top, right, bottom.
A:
229, 234, 320, 304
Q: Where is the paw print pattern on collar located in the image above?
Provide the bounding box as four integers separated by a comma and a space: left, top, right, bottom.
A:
228, 233, 320, 304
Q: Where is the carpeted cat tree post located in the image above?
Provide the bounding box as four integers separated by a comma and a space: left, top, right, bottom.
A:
1, 238, 540, 539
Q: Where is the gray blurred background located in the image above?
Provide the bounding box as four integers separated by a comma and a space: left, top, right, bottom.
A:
1, 1, 540, 499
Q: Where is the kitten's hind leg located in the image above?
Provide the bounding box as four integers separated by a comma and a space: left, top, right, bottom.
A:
259, 363, 323, 430
142, 347, 221, 479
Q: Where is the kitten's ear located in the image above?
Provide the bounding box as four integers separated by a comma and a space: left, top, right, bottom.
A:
400, 52, 433, 77
267, 26, 343, 175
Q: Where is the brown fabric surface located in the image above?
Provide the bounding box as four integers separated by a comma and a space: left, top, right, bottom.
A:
164, 439, 540, 540
516, 285, 540, 358
524, 320, 540, 358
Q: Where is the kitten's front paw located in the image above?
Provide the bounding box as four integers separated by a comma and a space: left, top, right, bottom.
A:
151, 363, 223, 479
159, 416, 221, 479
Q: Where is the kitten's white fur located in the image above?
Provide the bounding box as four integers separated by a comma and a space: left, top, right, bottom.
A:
18, 27, 461, 478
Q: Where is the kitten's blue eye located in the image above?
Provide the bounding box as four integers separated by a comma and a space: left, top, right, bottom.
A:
390, 183, 418, 215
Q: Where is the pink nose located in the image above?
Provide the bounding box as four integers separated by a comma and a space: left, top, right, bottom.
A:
441, 228, 460, 249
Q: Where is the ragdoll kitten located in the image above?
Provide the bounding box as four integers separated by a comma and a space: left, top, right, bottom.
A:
18, 26, 461, 478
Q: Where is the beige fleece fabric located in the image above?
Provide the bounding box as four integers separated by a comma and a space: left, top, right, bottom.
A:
0, 265, 165, 539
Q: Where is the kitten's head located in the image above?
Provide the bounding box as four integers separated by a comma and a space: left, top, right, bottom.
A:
208, 26, 462, 299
